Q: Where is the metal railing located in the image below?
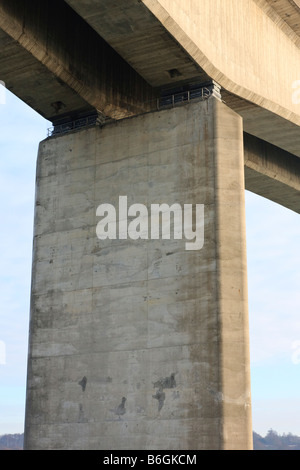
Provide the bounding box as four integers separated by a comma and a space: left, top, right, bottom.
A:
47, 114, 98, 137
47, 84, 215, 137
158, 86, 211, 109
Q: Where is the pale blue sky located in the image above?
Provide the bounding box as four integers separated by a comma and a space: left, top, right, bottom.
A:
0, 87, 300, 438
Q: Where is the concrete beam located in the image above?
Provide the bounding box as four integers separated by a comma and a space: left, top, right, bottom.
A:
244, 133, 300, 214
226, 94, 300, 159
1, 0, 300, 159
141, 0, 300, 156
0, 0, 157, 123
65, 0, 300, 157
264, 0, 300, 40
64, 0, 209, 89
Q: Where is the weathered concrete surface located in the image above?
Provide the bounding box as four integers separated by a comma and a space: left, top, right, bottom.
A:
244, 133, 300, 214
141, 0, 300, 157
65, 0, 300, 157
0, 0, 157, 123
64, 0, 208, 88
1, 0, 300, 159
264, 0, 300, 39
24, 98, 252, 450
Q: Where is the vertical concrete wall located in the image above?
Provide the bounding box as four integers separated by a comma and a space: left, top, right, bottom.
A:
24, 98, 252, 450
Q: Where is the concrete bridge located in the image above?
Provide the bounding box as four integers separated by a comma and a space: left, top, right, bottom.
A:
1, 0, 299, 450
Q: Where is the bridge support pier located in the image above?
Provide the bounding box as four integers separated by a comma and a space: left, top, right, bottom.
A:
25, 97, 252, 450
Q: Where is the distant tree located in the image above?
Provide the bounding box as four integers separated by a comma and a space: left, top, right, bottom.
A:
264, 429, 282, 449
253, 430, 300, 450
0, 434, 24, 450
253, 431, 268, 450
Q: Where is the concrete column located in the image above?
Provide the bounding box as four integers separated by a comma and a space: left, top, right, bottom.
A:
24, 97, 252, 450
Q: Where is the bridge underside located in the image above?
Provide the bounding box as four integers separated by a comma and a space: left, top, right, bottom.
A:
0, 0, 300, 211
244, 134, 300, 213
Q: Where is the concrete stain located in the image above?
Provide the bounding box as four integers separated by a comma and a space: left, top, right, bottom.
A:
110, 397, 127, 418
153, 373, 176, 390
152, 388, 166, 412
152, 373, 177, 411
78, 376, 87, 392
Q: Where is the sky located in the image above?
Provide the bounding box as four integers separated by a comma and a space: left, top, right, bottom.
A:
0, 86, 300, 439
